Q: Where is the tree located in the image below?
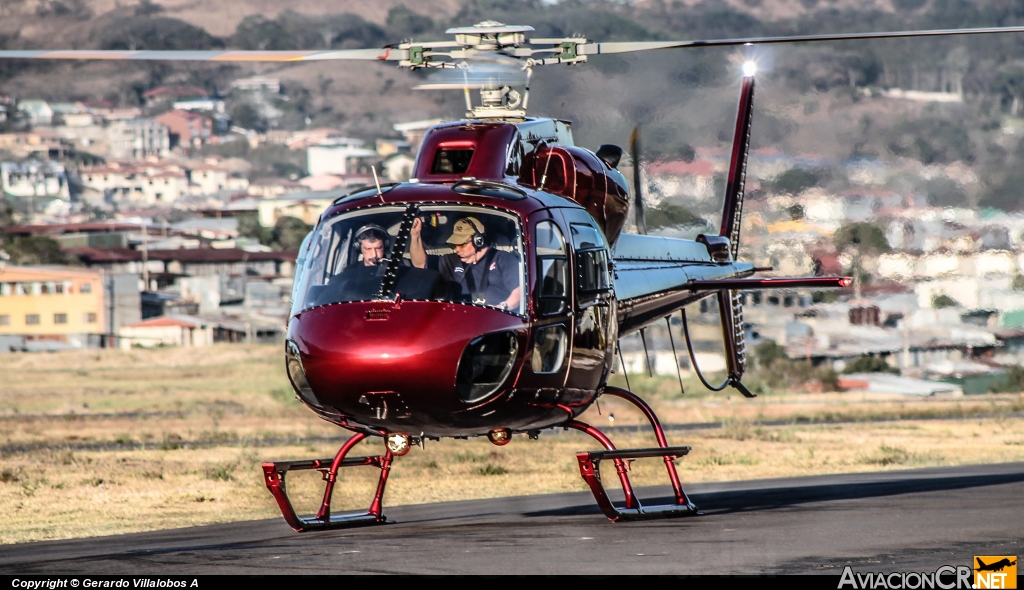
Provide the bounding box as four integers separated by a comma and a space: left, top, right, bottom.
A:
386, 6, 435, 38
843, 355, 900, 375
2, 236, 77, 266
93, 16, 221, 51
771, 168, 819, 195
932, 293, 959, 308
231, 15, 294, 50
646, 203, 706, 230
925, 177, 968, 208
270, 217, 311, 251
834, 222, 889, 298
229, 102, 264, 132
754, 340, 788, 370
990, 365, 1024, 393
886, 118, 973, 165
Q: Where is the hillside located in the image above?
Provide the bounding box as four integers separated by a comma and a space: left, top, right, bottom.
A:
1, 0, 1024, 198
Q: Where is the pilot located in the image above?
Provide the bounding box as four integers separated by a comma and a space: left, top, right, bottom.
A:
314, 224, 389, 305
410, 216, 521, 311
354, 225, 388, 266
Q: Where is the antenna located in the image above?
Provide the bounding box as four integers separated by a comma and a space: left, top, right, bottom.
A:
371, 166, 384, 204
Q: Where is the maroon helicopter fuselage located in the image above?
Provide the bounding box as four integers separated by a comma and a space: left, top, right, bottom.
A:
286, 118, 631, 439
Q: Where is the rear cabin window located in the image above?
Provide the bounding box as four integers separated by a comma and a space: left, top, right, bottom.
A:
432, 149, 474, 174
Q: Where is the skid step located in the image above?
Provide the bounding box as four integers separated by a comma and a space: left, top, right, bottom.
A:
262, 433, 394, 532
575, 444, 699, 522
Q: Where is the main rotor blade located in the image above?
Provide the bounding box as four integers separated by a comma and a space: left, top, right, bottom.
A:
0, 48, 404, 62
629, 125, 647, 236
579, 25, 1024, 55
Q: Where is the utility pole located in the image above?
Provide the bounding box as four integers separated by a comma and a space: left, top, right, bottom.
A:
141, 223, 149, 291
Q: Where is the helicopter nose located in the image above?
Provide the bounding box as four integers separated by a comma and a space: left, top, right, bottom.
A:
289, 302, 527, 415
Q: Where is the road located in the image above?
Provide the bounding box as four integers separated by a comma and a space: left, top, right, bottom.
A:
2, 462, 1023, 574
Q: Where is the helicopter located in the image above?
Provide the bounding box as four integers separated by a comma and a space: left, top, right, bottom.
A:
6, 20, 1024, 530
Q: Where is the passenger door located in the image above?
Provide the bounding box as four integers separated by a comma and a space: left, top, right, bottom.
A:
517, 210, 572, 399
561, 209, 616, 396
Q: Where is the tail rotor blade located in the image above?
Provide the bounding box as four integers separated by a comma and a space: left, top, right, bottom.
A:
629, 125, 647, 235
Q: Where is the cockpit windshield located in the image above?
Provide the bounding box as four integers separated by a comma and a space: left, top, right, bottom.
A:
293, 204, 525, 315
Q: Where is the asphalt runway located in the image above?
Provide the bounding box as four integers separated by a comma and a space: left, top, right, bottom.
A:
2, 462, 1023, 575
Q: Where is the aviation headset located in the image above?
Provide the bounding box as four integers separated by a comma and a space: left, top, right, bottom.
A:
460, 217, 487, 249
354, 224, 389, 245
353, 224, 390, 259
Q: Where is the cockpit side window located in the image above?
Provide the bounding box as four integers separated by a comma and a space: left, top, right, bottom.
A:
535, 220, 569, 316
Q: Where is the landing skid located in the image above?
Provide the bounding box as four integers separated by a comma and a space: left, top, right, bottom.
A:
262, 432, 393, 532
570, 386, 700, 521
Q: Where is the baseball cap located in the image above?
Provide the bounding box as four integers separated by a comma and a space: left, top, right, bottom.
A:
446, 217, 483, 245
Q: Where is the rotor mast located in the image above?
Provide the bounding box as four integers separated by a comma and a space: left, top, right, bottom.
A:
397, 21, 588, 119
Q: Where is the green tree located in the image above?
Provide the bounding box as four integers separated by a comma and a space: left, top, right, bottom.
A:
925, 177, 968, 208
990, 365, 1024, 393
771, 168, 819, 195
94, 16, 221, 51
834, 222, 890, 254
231, 15, 293, 50
834, 222, 889, 298
270, 216, 311, 250
754, 340, 788, 370
931, 293, 959, 308
646, 203, 706, 230
229, 102, 264, 131
386, 6, 435, 38
3, 236, 77, 266
843, 355, 900, 374
886, 118, 973, 165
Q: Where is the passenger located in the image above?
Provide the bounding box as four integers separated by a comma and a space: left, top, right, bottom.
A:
410, 216, 521, 311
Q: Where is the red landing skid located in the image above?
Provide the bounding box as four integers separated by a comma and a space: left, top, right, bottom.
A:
569, 386, 700, 521
262, 386, 698, 529
262, 432, 394, 532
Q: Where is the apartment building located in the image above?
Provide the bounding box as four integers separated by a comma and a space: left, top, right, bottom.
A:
0, 266, 104, 345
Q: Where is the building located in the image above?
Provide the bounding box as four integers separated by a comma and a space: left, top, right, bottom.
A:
0, 266, 104, 350
306, 140, 379, 176
257, 190, 348, 227
1, 161, 70, 199
0, 132, 73, 160
186, 162, 248, 195
172, 98, 225, 113
156, 110, 212, 150
119, 315, 213, 348
230, 76, 281, 94
17, 100, 54, 126
141, 85, 209, 107
393, 119, 442, 153
108, 119, 170, 160
81, 161, 189, 205
382, 153, 416, 182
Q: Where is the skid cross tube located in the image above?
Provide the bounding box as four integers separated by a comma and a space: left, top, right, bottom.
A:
262, 432, 394, 532
569, 419, 699, 522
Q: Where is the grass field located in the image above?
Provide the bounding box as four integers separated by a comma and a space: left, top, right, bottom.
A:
2, 344, 1023, 544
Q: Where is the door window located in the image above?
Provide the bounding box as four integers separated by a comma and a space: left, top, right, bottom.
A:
535, 220, 569, 315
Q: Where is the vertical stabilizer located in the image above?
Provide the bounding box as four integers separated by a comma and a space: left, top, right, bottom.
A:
718, 72, 756, 389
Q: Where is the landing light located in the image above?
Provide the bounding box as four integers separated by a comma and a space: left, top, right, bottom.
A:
742, 61, 757, 77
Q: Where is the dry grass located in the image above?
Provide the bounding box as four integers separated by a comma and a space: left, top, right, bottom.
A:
2, 344, 1024, 545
